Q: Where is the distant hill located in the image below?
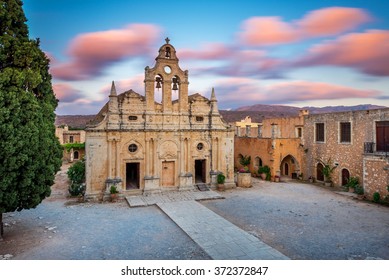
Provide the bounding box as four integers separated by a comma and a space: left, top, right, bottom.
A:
55, 115, 95, 129
56, 104, 387, 128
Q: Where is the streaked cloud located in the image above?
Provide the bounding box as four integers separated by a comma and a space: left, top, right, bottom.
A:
292, 30, 389, 76
179, 43, 235, 60
239, 7, 371, 46
214, 78, 380, 108
99, 75, 144, 95
51, 24, 161, 81
53, 83, 84, 103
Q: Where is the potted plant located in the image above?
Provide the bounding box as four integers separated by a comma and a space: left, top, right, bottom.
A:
308, 176, 315, 183
344, 176, 359, 193
258, 165, 271, 181
274, 175, 280, 182
238, 154, 251, 173
237, 154, 252, 187
217, 173, 226, 191
318, 158, 337, 187
110, 185, 119, 202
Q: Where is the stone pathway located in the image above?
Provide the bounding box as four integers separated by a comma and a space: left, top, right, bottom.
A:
158, 200, 289, 260
125, 190, 223, 207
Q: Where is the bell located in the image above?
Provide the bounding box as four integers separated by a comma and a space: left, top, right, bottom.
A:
172, 83, 178, 91
155, 77, 162, 89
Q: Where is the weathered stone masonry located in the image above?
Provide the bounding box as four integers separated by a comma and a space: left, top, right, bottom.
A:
85, 40, 234, 200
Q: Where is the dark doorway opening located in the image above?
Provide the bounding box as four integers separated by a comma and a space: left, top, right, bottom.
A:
126, 163, 140, 190
284, 163, 289, 176
342, 169, 350, 186
317, 163, 324, 181
195, 159, 206, 183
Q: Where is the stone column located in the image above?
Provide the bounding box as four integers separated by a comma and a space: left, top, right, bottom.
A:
107, 140, 112, 179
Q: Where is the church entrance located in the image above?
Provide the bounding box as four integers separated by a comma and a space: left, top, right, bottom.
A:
162, 161, 175, 187
195, 159, 206, 183
126, 163, 140, 190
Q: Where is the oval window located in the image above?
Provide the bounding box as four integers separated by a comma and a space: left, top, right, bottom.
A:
197, 143, 204, 151
128, 116, 138, 121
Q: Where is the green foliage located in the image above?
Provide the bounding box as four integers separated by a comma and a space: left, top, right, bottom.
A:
258, 165, 271, 181
110, 185, 119, 194
217, 173, 226, 184
354, 185, 364, 195
345, 177, 359, 188
62, 142, 85, 152
373, 192, 380, 203
317, 158, 338, 182
0, 0, 62, 216
238, 154, 251, 168
67, 160, 85, 196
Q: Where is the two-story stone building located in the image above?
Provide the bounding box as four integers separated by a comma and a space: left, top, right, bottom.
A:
304, 108, 389, 200
85, 39, 235, 200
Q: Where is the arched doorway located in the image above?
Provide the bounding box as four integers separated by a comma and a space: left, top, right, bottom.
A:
341, 169, 350, 186
280, 155, 300, 178
73, 150, 79, 160
317, 163, 324, 181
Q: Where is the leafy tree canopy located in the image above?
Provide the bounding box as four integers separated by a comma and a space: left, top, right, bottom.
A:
0, 0, 62, 218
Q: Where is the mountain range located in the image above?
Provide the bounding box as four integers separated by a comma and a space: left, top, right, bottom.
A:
55, 104, 386, 129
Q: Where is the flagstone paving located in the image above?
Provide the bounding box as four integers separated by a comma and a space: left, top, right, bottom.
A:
158, 200, 289, 260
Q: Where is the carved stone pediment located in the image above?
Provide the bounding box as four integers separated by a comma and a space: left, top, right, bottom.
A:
159, 140, 178, 159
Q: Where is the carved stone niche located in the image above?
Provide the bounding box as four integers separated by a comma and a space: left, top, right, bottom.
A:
159, 140, 178, 159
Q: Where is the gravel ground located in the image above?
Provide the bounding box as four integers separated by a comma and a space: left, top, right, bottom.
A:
201, 178, 389, 260
1, 164, 388, 260
0, 163, 210, 260
1, 200, 210, 260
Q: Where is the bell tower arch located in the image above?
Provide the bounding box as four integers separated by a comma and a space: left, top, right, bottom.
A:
144, 38, 189, 112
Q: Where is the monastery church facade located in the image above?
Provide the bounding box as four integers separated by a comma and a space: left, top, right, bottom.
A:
85, 39, 234, 199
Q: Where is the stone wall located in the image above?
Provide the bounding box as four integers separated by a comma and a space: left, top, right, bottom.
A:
304, 108, 389, 188
234, 137, 304, 179
363, 156, 389, 200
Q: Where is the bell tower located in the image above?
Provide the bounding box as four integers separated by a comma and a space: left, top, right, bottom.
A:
144, 38, 189, 113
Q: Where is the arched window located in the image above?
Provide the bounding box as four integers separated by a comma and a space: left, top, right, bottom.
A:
317, 163, 324, 181
73, 151, 79, 160
254, 157, 262, 167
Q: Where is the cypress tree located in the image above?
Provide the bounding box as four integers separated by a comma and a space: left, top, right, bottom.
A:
0, 0, 62, 238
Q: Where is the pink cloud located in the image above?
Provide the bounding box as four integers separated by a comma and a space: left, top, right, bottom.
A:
239, 7, 371, 46
51, 24, 161, 80
240, 16, 300, 45
99, 75, 144, 95
295, 30, 389, 76
298, 7, 371, 37
53, 83, 84, 103
179, 43, 234, 60
265, 81, 380, 102
214, 78, 380, 108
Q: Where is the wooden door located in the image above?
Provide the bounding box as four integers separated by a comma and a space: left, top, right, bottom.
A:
162, 161, 175, 187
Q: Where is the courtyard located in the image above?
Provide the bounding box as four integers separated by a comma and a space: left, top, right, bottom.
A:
1, 170, 388, 260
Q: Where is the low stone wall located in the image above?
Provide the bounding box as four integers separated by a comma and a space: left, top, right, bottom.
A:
363, 156, 389, 201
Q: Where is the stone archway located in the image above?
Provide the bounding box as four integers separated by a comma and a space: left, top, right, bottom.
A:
280, 155, 300, 178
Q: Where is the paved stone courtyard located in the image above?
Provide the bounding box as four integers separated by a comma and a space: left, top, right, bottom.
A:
126, 189, 223, 207
1, 176, 388, 260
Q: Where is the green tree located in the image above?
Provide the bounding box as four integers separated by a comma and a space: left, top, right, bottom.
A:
0, 0, 62, 238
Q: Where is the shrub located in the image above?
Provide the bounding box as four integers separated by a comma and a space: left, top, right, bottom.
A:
217, 173, 226, 184
354, 185, 364, 195
373, 192, 380, 203
110, 185, 119, 194
67, 160, 86, 196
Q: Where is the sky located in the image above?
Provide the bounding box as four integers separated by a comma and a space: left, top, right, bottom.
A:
23, 0, 389, 115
